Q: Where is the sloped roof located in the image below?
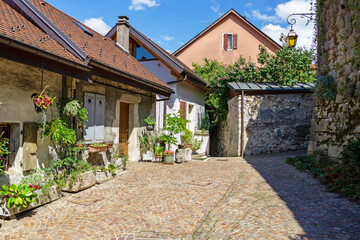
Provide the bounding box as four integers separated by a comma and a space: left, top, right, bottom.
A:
227, 82, 314, 93
106, 24, 207, 88
27, 0, 170, 90
0, 0, 83, 65
174, 8, 282, 56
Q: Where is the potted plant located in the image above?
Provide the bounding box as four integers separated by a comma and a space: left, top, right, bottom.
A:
139, 131, 153, 161
154, 143, 164, 163
76, 140, 86, 148
31, 86, 55, 113
163, 150, 175, 164
89, 142, 109, 153
181, 128, 193, 149
160, 112, 189, 150
144, 117, 156, 131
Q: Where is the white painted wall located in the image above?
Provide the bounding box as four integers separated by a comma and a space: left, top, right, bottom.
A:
141, 60, 209, 155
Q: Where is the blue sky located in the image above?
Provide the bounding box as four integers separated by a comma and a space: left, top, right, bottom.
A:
47, 0, 316, 53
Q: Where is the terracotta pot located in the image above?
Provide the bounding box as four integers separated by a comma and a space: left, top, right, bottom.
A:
89, 145, 108, 153
186, 143, 192, 149
154, 154, 161, 163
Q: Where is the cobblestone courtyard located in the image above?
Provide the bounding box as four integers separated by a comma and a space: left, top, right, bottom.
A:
1, 152, 359, 239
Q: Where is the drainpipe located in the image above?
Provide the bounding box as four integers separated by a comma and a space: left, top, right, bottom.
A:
240, 90, 245, 157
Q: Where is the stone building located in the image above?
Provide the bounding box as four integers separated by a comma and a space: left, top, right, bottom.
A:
308, 1, 360, 158
213, 82, 314, 157
0, 0, 173, 184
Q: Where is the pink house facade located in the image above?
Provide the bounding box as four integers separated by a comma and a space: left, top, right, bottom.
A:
174, 9, 282, 67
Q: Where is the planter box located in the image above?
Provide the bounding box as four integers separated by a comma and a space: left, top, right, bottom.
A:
95, 171, 114, 184
142, 151, 154, 161
163, 155, 174, 164
89, 145, 109, 153
0, 186, 62, 218
62, 171, 96, 193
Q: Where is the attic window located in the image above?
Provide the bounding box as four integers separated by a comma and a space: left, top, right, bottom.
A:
73, 21, 93, 37
223, 33, 237, 50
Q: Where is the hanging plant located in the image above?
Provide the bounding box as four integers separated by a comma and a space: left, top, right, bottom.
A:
31, 86, 55, 113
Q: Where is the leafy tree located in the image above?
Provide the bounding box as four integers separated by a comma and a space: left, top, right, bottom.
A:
193, 45, 316, 127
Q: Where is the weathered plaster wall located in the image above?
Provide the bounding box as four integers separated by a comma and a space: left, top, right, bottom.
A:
215, 93, 313, 156
0, 57, 63, 184
309, 1, 360, 158
76, 77, 156, 162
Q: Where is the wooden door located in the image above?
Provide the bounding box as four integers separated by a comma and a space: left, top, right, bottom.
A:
119, 102, 130, 154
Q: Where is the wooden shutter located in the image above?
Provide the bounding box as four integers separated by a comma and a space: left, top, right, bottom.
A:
180, 101, 187, 120
22, 123, 38, 171
95, 94, 105, 142
84, 92, 96, 142
233, 34, 238, 49
223, 34, 228, 50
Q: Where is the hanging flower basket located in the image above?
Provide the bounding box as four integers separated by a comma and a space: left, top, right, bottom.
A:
31, 86, 55, 113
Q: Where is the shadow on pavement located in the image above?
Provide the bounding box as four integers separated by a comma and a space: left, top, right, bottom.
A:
244, 151, 360, 240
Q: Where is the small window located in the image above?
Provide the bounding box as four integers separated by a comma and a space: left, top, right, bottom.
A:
223, 33, 238, 50
73, 21, 93, 37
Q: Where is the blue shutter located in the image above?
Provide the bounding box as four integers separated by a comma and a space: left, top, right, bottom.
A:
95, 94, 105, 142
84, 92, 95, 143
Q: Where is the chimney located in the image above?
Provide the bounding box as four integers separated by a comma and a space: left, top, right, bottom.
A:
116, 16, 130, 51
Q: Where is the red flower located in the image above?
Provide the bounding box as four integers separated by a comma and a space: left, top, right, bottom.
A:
29, 184, 33, 188
34, 185, 39, 189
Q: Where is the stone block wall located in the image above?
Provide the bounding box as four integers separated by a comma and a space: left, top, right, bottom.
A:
309, 1, 360, 158
215, 93, 313, 157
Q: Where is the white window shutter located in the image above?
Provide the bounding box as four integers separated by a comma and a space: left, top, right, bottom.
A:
95, 94, 105, 142
84, 92, 95, 142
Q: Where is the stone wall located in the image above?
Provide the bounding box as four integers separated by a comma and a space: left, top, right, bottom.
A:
214, 93, 313, 157
309, 1, 360, 158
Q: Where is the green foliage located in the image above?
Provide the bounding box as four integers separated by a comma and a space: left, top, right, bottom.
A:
191, 137, 204, 153
201, 111, 211, 130
107, 164, 117, 176
58, 99, 88, 129
20, 170, 57, 199
0, 184, 37, 209
160, 112, 190, 148
285, 144, 360, 203
0, 132, 9, 175
44, 120, 76, 148
139, 131, 152, 153
193, 45, 316, 127
314, 75, 337, 101
154, 143, 164, 155
144, 117, 156, 126
114, 147, 129, 170
181, 129, 193, 144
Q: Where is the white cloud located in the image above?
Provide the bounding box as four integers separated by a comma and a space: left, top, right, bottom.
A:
253, 0, 315, 50
129, 0, 159, 11
252, 10, 279, 22
245, 3, 252, 7
161, 35, 175, 41
83, 17, 111, 35
210, 0, 220, 13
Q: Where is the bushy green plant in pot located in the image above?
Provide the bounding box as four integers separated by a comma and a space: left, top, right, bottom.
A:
0, 184, 38, 211
144, 117, 156, 131
154, 143, 164, 163
160, 112, 189, 150
139, 131, 153, 161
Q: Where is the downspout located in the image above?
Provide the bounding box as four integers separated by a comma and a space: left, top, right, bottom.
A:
240, 90, 245, 157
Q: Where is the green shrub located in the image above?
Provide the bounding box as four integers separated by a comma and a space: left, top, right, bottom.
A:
314, 75, 337, 101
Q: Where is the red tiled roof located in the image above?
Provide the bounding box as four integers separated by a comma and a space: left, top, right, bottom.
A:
0, 0, 83, 64
28, 0, 170, 89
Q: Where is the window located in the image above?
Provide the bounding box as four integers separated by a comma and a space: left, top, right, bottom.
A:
83, 93, 105, 143
223, 33, 238, 50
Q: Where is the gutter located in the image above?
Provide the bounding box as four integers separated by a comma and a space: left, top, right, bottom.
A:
89, 59, 174, 94
0, 34, 91, 72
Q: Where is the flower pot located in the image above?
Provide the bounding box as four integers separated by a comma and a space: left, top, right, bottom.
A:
154, 154, 162, 163
142, 151, 154, 161
163, 155, 174, 164
89, 145, 109, 153
146, 124, 154, 131
178, 143, 186, 149
0, 186, 62, 218
95, 171, 114, 184
62, 171, 96, 193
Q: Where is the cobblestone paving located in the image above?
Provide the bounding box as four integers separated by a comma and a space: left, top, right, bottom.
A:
1, 152, 359, 239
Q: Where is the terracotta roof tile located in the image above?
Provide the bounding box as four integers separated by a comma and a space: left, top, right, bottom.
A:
28, 0, 170, 89
0, 0, 82, 64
